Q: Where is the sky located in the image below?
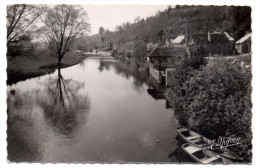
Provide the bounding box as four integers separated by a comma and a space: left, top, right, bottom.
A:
83, 5, 168, 35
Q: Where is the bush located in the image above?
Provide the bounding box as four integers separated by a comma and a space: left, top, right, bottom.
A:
167, 59, 252, 162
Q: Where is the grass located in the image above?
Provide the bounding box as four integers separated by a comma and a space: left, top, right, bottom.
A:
7, 48, 85, 70
7, 47, 86, 85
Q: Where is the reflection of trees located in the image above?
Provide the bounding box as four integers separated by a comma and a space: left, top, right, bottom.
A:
98, 59, 111, 72
98, 60, 148, 93
7, 69, 90, 161
79, 59, 86, 69
7, 89, 42, 162
131, 70, 146, 93
38, 68, 90, 136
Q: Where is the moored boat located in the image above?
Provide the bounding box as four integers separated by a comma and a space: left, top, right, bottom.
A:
176, 127, 243, 161
181, 143, 232, 164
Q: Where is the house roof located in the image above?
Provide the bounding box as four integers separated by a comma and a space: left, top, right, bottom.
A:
189, 33, 233, 54
169, 47, 187, 57
191, 33, 230, 46
235, 33, 252, 44
147, 47, 187, 57
172, 35, 185, 43
147, 47, 171, 57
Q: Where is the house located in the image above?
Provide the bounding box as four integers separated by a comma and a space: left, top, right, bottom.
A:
147, 46, 187, 83
235, 33, 251, 54
186, 32, 234, 56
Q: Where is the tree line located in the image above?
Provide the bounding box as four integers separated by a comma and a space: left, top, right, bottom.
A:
99, 5, 251, 54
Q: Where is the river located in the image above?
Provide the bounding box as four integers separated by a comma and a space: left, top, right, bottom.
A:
7, 56, 192, 163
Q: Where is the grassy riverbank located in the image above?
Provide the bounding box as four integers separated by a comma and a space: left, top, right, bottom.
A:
7, 48, 86, 85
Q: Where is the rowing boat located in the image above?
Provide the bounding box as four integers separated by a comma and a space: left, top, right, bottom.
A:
176, 127, 243, 161
181, 143, 232, 164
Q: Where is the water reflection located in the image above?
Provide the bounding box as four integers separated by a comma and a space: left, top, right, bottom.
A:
8, 57, 177, 163
38, 68, 91, 136
7, 89, 42, 161
7, 68, 91, 162
98, 60, 148, 93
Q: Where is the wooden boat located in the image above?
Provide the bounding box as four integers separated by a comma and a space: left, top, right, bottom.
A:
181, 143, 232, 164
176, 127, 243, 161
176, 127, 211, 148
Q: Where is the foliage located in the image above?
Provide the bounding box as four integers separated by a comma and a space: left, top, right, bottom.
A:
99, 26, 104, 36
6, 4, 45, 44
98, 6, 251, 51
72, 37, 93, 52
132, 41, 147, 68
39, 5, 90, 64
167, 59, 252, 161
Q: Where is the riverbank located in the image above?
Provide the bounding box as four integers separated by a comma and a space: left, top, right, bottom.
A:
7, 50, 87, 85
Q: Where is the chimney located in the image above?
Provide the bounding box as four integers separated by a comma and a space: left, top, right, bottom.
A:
208, 31, 211, 42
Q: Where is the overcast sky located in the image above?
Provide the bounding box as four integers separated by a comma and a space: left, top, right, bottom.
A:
83, 5, 168, 35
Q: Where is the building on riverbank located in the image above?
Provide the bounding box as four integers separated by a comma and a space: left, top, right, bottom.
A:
147, 46, 187, 83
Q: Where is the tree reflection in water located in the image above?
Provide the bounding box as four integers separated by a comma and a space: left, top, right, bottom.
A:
38, 68, 91, 136
7, 68, 90, 162
98, 60, 147, 93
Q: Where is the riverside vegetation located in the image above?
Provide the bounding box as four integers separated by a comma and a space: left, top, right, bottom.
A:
166, 55, 252, 162
6, 4, 252, 162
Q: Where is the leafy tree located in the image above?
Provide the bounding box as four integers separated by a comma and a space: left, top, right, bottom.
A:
158, 30, 165, 41
99, 26, 104, 35
167, 59, 252, 161
7, 4, 45, 44
39, 5, 90, 65
132, 41, 147, 68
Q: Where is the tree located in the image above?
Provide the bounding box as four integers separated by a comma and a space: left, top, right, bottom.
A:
104, 29, 110, 36
133, 41, 147, 68
167, 60, 252, 161
99, 26, 104, 36
39, 5, 90, 65
134, 16, 141, 23
7, 4, 45, 44
158, 29, 165, 41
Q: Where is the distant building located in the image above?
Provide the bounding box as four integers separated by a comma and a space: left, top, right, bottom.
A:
186, 32, 234, 56
235, 33, 251, 54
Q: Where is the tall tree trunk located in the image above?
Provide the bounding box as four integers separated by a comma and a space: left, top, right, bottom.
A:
58, 56, 62, 67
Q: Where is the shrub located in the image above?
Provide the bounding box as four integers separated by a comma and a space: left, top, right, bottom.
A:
167, 59, 252, 161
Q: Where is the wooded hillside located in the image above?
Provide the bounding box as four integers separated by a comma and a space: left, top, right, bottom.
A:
86, 5, 251, 52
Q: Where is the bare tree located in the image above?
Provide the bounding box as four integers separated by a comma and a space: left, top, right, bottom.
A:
7, 4, 44, 44
39, 5, 90, 65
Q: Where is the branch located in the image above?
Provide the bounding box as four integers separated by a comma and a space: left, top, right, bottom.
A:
7, 5, 26, 39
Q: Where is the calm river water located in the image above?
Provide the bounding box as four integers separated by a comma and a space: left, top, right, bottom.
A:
7, 56, 192, 163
